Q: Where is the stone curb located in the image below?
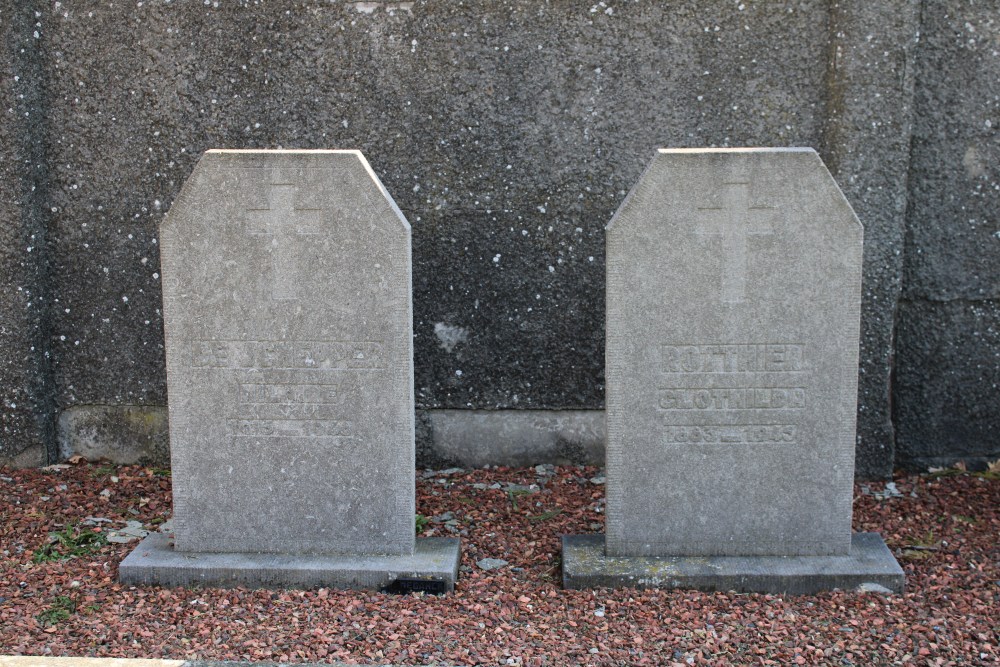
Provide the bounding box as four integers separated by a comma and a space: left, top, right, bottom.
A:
0, 659, 460, 667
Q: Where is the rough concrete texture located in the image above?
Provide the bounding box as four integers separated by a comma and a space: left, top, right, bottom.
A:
120, 532, 460, 592
0, 1, 993, 475
31, 2, 832, 430
58, 405, 168, 465
895, 1, 1000, 470
819, 1, 920, 478
562, 534, 905, 595
893, 300, 1000, 469
0, 3, 53, 467
427, 409, 603, 467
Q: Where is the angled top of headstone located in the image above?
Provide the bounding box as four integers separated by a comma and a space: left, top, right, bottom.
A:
159, 150, 415, 556
605, 147, 863, 557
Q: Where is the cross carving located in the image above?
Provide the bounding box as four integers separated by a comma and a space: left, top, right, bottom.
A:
247, 183, 324, 300
694, 181, 779, 303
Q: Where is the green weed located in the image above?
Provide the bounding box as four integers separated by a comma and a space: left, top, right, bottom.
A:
528, 508, 563, 523
32, 525, 108, 563
36, 596, 76, 626
507, 489, 532, 511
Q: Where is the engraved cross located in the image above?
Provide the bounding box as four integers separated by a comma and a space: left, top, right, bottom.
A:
694, 181, 779, 303
247, 183, 323, 300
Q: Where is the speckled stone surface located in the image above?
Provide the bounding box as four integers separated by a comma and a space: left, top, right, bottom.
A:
603, 149, 863, 559
0, 4, 52, 467
1, 1, 996, 475
894, 1, 1000, 470
562, 534, 904, 595
120, 532, 460, 592
156, 150, 416, 558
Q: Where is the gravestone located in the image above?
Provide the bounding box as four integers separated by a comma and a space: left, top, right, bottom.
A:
563, 148, 903, 594
120, 150, 460, 590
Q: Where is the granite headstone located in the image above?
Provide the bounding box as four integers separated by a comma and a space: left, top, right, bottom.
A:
563, 148, 903, 594
120, 150, 459, 590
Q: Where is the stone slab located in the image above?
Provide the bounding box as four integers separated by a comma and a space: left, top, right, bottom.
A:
58, 405, 169, 466
562, 533, 904, 595
604, 148, 863, 558
0, 658, 183, 667
426, 409, 604, 467
120, 532, 461, 592
158, 150, 414, 557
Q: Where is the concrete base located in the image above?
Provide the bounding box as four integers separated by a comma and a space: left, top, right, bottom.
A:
562, 533, 904, 595
423, 409, 604, 467
120, 532, 461, 592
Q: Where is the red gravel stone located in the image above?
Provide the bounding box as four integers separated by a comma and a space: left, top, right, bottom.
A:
0, 462, 997, 665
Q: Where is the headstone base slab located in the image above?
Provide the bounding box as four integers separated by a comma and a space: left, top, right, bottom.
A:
562, 533, 904, 595
120, 532, 461, 592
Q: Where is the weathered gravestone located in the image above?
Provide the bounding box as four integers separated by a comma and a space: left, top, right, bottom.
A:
563, 148, 903, 594
120, 150, 460, 590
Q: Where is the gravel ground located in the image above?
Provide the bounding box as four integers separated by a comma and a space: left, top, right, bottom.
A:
0, 462, 997, 666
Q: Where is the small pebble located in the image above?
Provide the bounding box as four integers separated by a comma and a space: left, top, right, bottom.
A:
857, 582, 893, 594
476, 558, 509, 571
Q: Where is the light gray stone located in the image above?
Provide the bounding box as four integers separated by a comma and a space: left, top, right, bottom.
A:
605, 148, 863, 558
426, 409, 604, 467
123, 149, 458, 589
562, 534, 904, 595
567, 148, 902, 593
475, 558, 508, 571
58, 405, 169, 466
120, 532, 461, 592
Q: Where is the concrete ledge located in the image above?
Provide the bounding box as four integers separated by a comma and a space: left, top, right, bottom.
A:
58, 405, 169, 466
1, 660, 457, 667
0, 660, 184, 667
562, 533, 904, 595
425, 409, 604, 467
120, 532, 461, 592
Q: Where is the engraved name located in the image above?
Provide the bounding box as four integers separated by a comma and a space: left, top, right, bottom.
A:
187, 340, 383, 369
660, 344, 803, 373
658, 387, 806, 410
239, 382, 347, 405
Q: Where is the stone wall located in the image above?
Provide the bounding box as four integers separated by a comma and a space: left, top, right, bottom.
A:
894, 0, 1000, 470
1, 0, 997, 477
0, 2, 54, 467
